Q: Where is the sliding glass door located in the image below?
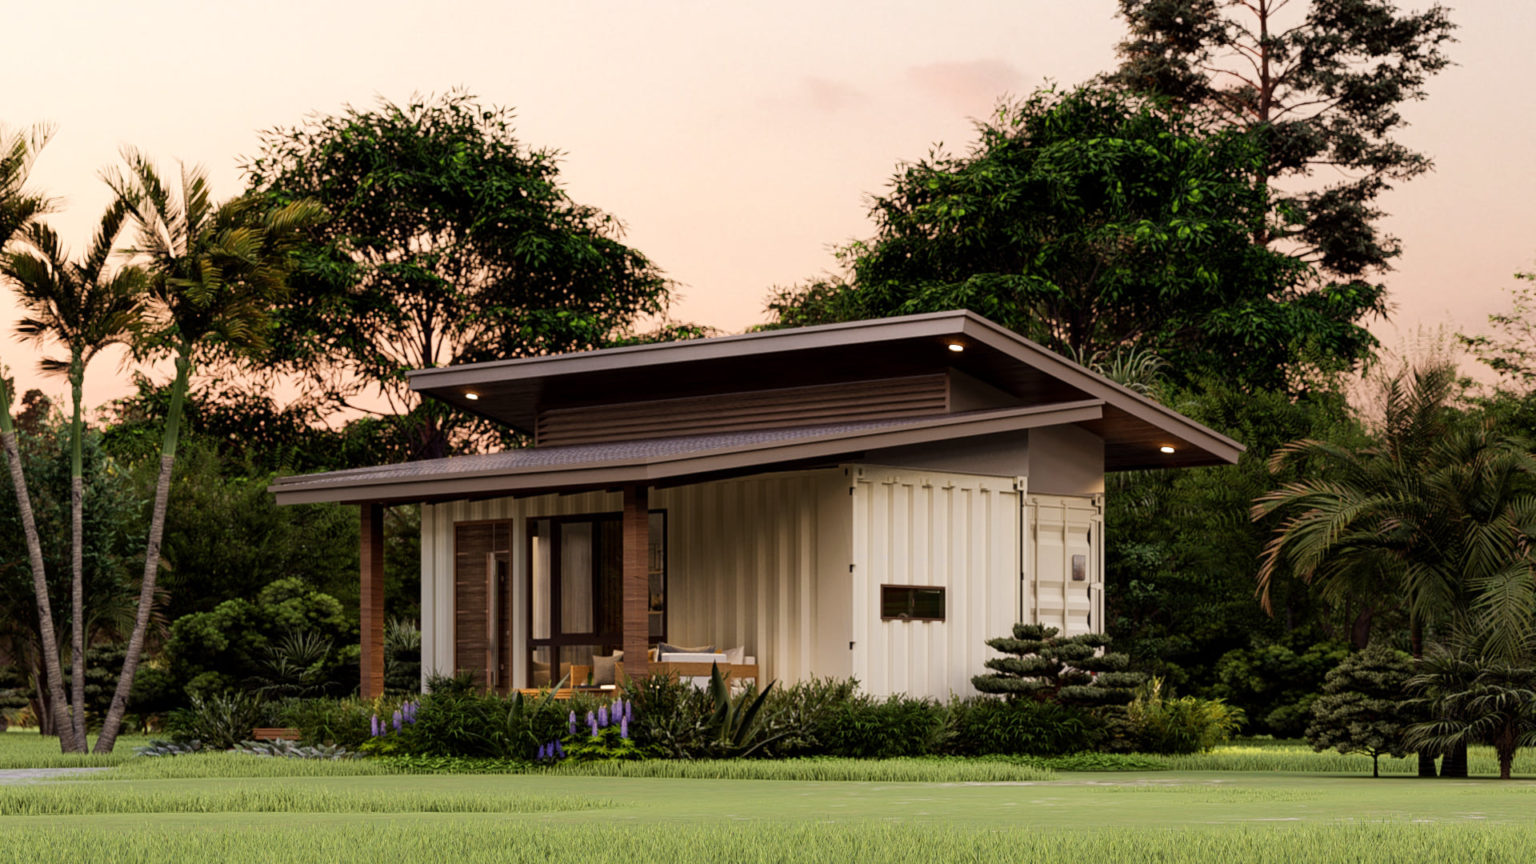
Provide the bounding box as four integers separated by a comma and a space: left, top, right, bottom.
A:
527, 512, 666, 687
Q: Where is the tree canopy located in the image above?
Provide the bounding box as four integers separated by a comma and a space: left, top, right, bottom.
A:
244, 91, 679, 459
1109, 0, 1455, 289
765, 87, 1383, 390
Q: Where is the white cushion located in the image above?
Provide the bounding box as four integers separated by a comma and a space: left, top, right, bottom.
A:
659, 652, 728, 664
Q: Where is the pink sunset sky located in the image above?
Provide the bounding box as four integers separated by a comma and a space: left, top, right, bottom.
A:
3, 0, 1533, 412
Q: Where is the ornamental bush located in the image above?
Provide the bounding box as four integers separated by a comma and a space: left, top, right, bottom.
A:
1306, 644, 1418, 776
973, 624, 1145, 706
949, 697, 1099, 756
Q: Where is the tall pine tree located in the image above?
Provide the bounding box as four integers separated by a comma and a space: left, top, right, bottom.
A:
1108, 0, 1455, 305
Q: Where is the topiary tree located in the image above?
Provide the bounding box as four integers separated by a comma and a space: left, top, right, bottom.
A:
973, 624, 1145, 706
1306, 643, 1417, 777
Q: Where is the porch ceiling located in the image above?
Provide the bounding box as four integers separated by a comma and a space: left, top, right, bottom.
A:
269, 401, 1107, 506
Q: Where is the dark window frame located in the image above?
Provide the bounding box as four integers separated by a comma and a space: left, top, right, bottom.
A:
880, 584, 946, 622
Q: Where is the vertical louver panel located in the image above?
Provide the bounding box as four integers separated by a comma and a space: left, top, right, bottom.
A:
454, 523, 495, 688
535, 374, 949, 446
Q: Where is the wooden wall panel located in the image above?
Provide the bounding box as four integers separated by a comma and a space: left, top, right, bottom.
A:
536, 375, 948, 446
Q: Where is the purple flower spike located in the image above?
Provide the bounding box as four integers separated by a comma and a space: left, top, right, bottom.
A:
625, 699, 634, 723
538, 742, 548, 761
598, 705, 609, 728
554, 739, 565, 759
590, 717, 599, 738
568, 710, 577, 736
620, 714, 629, 739
370, 714, 381, 737
392, 710, 403, 732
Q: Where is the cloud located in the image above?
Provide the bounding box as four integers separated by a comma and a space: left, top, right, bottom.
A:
906, 60, 1026, 113
799, 76, 865, 113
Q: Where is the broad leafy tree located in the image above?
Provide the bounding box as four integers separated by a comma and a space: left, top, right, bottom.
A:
92, 151, 322, 753
0, 123, 78, 750
1306, 643, 1417, 776
244, 91, 678, 459
1109, 0, 1455, 293
765, 87, 1381, 390
1461, 271, 1536, 391
4, 202, 143, 747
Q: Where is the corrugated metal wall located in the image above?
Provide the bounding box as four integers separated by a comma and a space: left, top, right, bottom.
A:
419, 469, 1105, 697
1022, 492, 1104, 636
848, 466, 1021, 699
420, 470, 845, 689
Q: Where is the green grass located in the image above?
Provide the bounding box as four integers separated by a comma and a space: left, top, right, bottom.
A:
547, 755, 1056, 782
5, 771, 1536, 862
101, 751, 406, 780
1, 823, 1533, 864
0, 729, 152, 769
1148, 742, 1536, 776
0, 784, 604, 815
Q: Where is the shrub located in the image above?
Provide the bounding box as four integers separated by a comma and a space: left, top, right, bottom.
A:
623, 673, 714, 758
275, 698, 375, 749
1306, 644, 1417, 777
166, 691, 264, 749
384, 618, 421, 695
819, 694, 949, 758
950, 696, 1098, 756
973, 624, 1145, 706
756, 677, 860, 758
1100, 679, 1242, 754
1212, 639, 1347, 737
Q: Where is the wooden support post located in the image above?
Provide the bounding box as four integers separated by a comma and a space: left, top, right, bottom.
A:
360, 502, 386, 700
622, 485, 650, 677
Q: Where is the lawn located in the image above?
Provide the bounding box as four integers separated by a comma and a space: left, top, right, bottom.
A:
4, 732, 1536, 862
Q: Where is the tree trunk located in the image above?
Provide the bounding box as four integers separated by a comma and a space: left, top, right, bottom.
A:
68, 359, 86, 748
1350, 605, 1374, 650
1441, 740, 1468, 778
93, 353, 189, 754
1417, 752, 1437, 778
0, 378, 78, 753
1373, 752, 1379, 778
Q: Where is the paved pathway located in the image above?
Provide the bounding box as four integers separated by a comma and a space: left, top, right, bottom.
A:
0, 767, 112, 784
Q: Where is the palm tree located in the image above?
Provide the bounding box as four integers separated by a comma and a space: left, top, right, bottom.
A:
1254, 362, 1536, 777
0, 123, 80, 752
4, 202, 143, 749
1407, 637, 1536, 780
91, 150, 323, 753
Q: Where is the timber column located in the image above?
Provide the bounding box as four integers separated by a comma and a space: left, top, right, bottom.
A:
621, 485, 650, 677
360, 502, 386, 699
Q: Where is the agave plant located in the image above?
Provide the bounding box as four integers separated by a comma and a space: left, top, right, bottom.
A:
705, 663, 782, 758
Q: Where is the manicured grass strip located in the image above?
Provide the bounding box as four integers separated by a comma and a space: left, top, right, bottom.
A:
0, 732, 151, 770
0, 821, 1533, 864
546, 756, 1055, 782
96, 752, 406, 780
1149, 744, 1536, 776
0, 785, 604, 816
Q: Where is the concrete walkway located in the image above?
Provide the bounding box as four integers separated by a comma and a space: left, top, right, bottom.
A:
0, 767, 112, 784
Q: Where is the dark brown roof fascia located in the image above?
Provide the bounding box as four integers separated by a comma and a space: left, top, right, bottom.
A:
270, 400, 1104, 506
403, 310, 972, 392
956, 315, 1245, 464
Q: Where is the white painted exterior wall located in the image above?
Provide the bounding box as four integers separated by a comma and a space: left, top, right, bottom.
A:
418, 463, 1106, 700
848, 466, 1022, 698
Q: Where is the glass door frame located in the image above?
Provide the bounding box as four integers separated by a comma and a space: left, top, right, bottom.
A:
525, 509, 667, 685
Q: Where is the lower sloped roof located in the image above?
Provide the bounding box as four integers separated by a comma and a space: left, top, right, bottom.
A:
270, 401, 1105, 505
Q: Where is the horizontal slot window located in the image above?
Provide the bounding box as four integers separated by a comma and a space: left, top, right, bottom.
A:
881, 585, 945, 621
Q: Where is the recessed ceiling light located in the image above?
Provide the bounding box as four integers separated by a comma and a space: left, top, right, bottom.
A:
1159, 445, 1176, 454
465, 392, 480, 401
947, 342, 965, 353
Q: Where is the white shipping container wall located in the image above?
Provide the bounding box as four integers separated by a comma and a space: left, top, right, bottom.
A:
419, 471, 842, 689
1022, 493, 1104, 637
848, 466, 1021, 700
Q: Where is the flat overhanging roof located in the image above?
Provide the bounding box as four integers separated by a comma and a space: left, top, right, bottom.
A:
271, 401, 1109, 505
405, 311, 1244, 473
